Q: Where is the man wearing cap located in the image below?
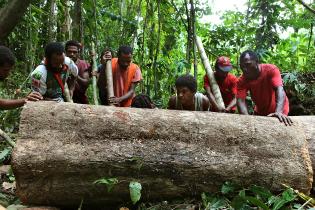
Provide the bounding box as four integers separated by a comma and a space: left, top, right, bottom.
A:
237, 50, 292, 126
204, 56, 238, 113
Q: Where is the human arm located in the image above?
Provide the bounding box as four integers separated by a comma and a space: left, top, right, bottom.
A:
109, 82, 137, 105
225, 97, 236, 112
202, 95, 210, 111
77, 70, 90, 86
204, 75, 224, 112
0, 92, 43, 110
67, 58, 79, 97
267, 86, 293, 126
266, 66, 293, 126
167, 96, 177, 110
237, 98, 249, 114
205, 86, 224, 112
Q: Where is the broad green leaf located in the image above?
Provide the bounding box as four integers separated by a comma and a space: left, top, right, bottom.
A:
282, 188, 296, 202
94, 177, 118, 192
250, 185, 273, 200
129, 181, 142, 205
221, 181, 236, 194
244, 196, 269, 210
0, 148, 11, 162
272, 199, 288, 210
231, 195, 246, 210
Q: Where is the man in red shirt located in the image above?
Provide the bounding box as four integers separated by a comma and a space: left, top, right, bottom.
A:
237, 50, 292, 126
65, 40, 90, 104
204, 56, 238, 113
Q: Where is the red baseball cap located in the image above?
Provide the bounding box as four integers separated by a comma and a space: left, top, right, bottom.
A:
216, 56, 233, 72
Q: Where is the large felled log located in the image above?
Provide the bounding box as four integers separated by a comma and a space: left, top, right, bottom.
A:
12, 102, 313, 207
292, 116, 315, 187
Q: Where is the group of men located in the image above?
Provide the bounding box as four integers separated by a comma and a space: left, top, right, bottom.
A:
0, 41, 292, 125
168, 52, 292, 126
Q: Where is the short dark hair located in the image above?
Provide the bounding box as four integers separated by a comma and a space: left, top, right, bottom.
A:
117, 45, 133, 56
65, 40, 81, 51
0, 46, 15, 67
131, 94, 154, 108
45, 42, 65, 59
240, 50, 259, 63
175, 74, 197, 92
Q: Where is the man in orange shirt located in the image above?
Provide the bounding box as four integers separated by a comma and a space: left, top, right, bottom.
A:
97, 46, 142, 107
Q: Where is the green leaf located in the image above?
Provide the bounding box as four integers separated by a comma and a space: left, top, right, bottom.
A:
93, 177, 118, 192
221, 181, 236, 194
0, 148, 11, 162
201, 193, 227, 209
231, 195, 247, 210
244, 196, 269, 210
129, 181, 142, 205
282, 188, 296, 202
250, 185, 273, 200
272, 199, 288, 210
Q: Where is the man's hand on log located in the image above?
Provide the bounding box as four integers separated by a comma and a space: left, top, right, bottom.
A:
25, 92, 43, 102
267, 112, 293, 126
109, 96, 122, 105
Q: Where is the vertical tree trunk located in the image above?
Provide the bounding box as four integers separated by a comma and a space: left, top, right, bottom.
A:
184, 0, 191, 74
92, 0, 98, 51
61, 0, 72, 41
195, 36, 225, 109
72, 0, 83, 44
48, 0, 56, 42
190, 0, 197, 79
91, 43, 99, 105
0, 0, 32, 41
153, 0, 161, 97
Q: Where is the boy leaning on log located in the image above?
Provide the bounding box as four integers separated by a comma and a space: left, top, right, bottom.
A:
237, 50, 293, 126
0, 46, 42, 109
168, 74, 210, 111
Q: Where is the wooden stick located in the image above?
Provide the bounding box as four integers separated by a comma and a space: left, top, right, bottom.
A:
91, 43, 99, 105
105, 58, 114, 102
195, 36, 225, 109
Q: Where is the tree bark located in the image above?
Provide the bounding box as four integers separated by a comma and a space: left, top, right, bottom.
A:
195, 36, 225, 109
293, 116, 315, 188
184, 0, 191, 73
0, 0, 32, 41
47, 0, 56, 42
190, 0, 197, 79
12, 102, 313, 207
